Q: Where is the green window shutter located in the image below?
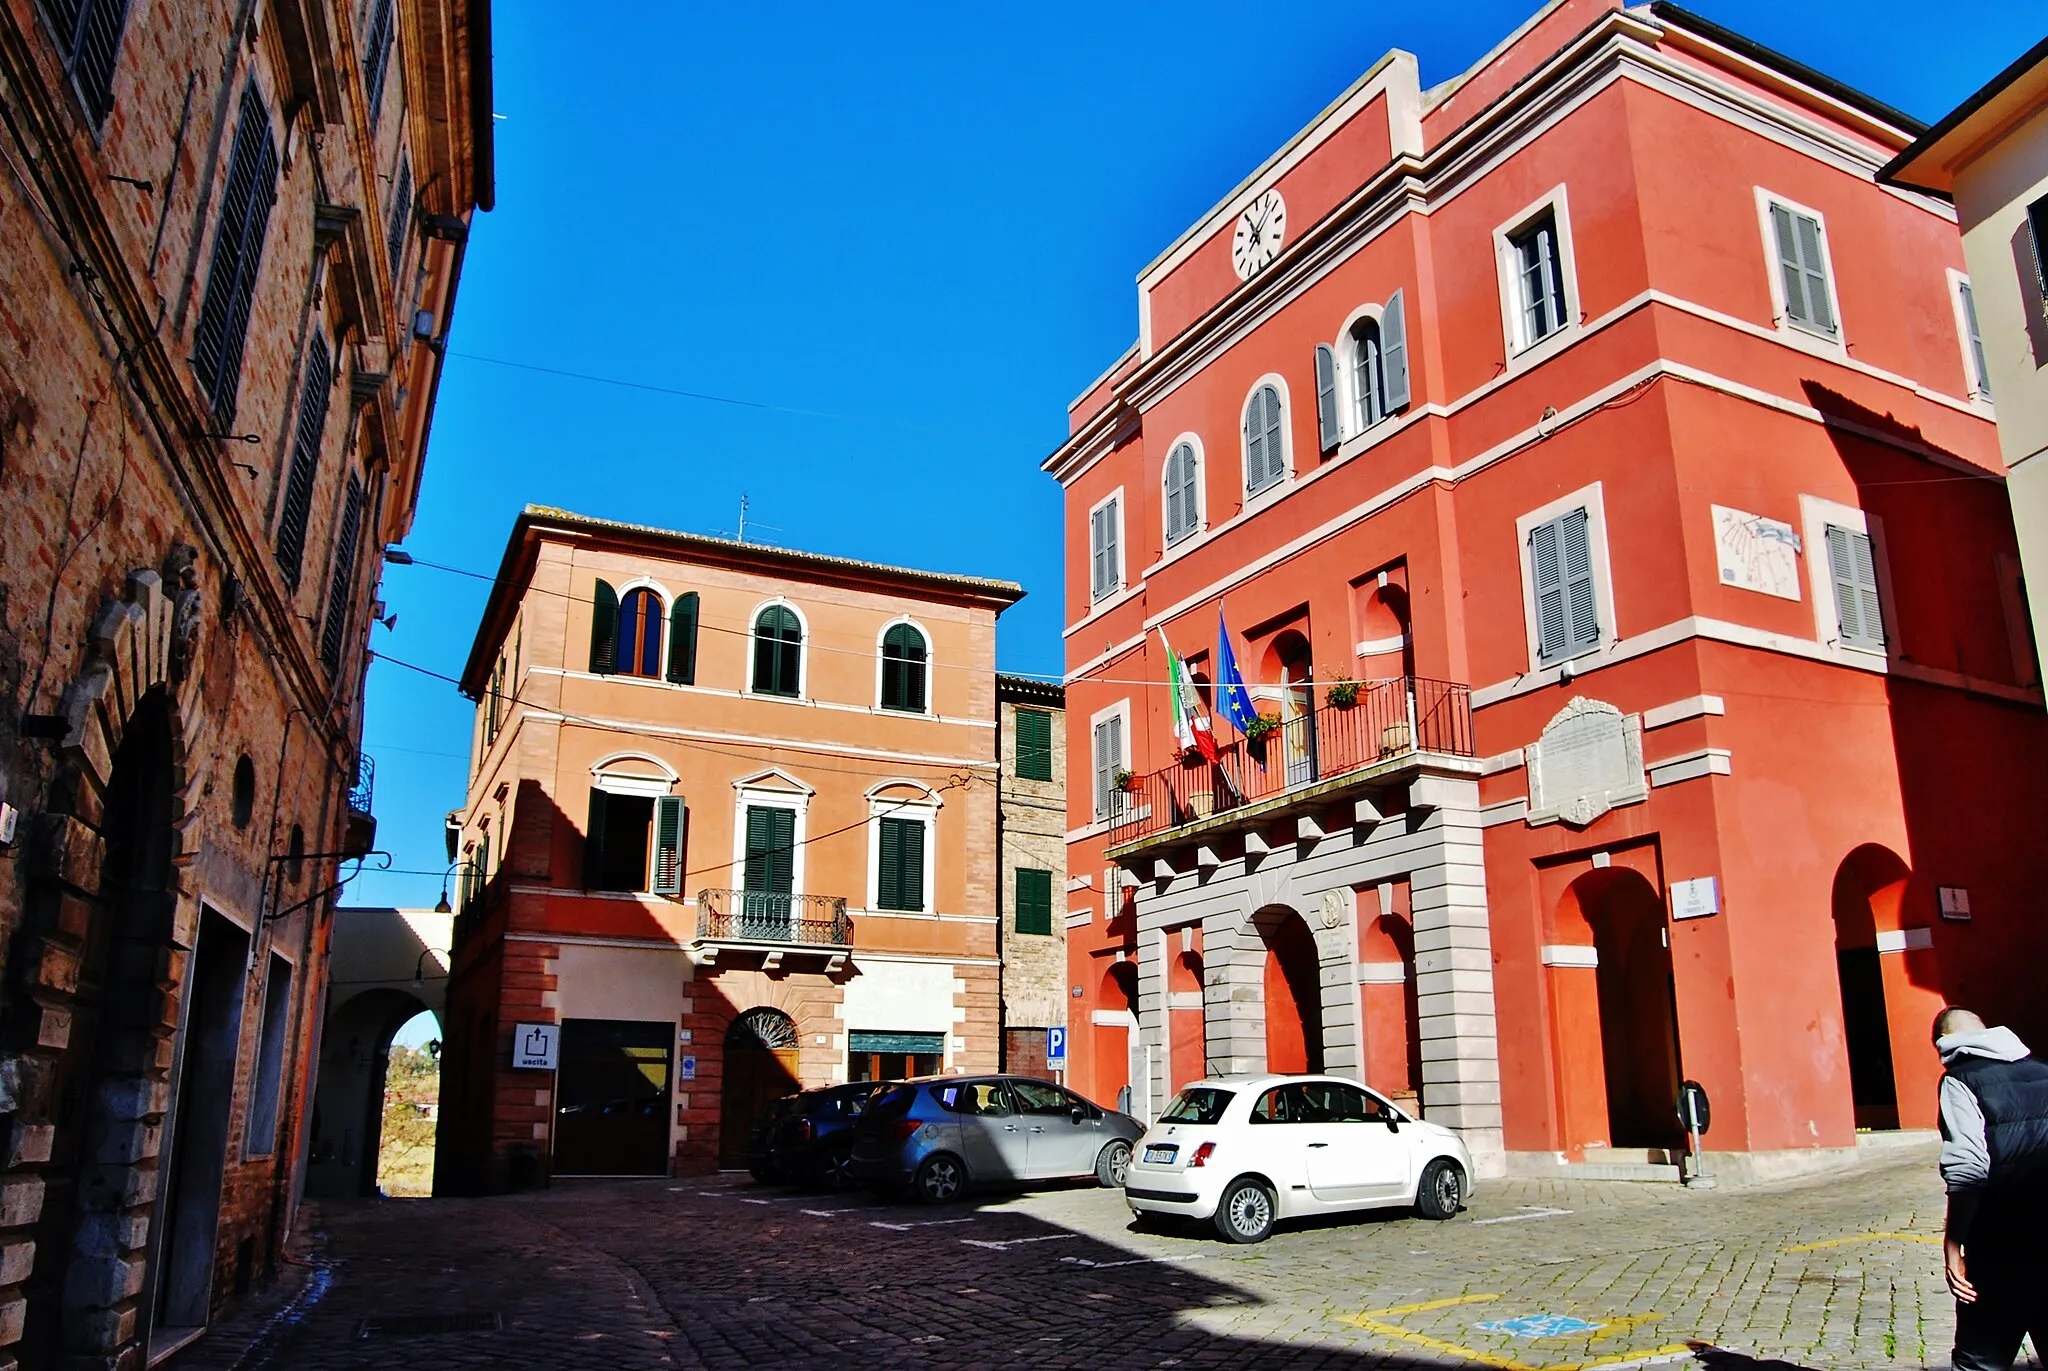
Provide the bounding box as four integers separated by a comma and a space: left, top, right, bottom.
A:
876, 818, 899, 910
753, 605, 802, 696
581, 788, 609, 890
1826, 525, 1884, 649
878, 817, 924, 911
1015, 868, 1053, 936
652, 795, 686, 895
589, 580, 619, 674
667, 592, 698, 684
881, 623, 927, 712
744, 806, 795, 894
1014, 709, 1053, 781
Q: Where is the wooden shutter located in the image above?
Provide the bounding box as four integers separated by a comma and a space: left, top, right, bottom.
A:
193, 84, 280, 420
1244, 393, 1266, 489
1091, 499, 1119, 598
1015, 868, 1052, 935
1382, 290, 1410, 411
1093, 719, 1114, 817
877, 816, 925, 911
1314, 344, 1339, 453
1165, 444, 1196, 544
652, 795, 686, 895
319, 475, 365, 671
1959, 281, 1991, 398
1772, 204, 1834, 334
589, 580, 618, 674
386, 157, 413, 273
1792, 213, 1834, 333
582, 788, 609, 889
1559, 507, 1599, 653
52, 0, 131, 125
666, 592, 698, 684
1014, 708, 1053, 781
363, 0, 396, 118
1090, 504, 1108, 598
1826, 525, 1884, 649
744, 806, 795, 895
274, 332, 332, 588
1529, 519, 1567, 662
1530, 510, 1597, 665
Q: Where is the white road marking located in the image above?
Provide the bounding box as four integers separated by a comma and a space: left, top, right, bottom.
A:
870, 1217, 976, 1231
1471, 1205, 1573, 1226
960, 1234, 1078, 1252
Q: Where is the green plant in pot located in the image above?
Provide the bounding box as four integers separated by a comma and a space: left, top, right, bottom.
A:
1112, 768, 1137, 793
1326, 680, 1360, 709
1243, 714, 1282, 744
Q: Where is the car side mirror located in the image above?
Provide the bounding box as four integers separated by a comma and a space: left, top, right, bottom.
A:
1071, 1104, 1087, 1123
1384, 1116, 1401, 1133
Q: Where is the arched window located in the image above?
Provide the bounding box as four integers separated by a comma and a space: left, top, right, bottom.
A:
1243, 384, 1285, 494
1350, 316, 1386, 433
753, 604, 803, 697
618, 588, 664, 678
1164, 441, 1200, 545
880, 622, 929, 713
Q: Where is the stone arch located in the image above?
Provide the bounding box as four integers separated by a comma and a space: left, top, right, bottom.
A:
718, 1005, 800, 1166
307, 988, 435, 1200
16, 567, 213, 1362
1254, 904, 1324, 1074
1829, 843, 1941, 1131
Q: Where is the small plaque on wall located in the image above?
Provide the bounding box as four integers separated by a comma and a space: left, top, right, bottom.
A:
1671, 876, 1719, 921
1938, 886, 1972, 922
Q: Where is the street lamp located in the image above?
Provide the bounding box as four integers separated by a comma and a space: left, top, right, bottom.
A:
433, 858, 481, 915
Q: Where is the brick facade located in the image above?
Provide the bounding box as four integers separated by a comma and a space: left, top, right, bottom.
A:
0, 0, 487, 1361
994, 676, 1068, 1078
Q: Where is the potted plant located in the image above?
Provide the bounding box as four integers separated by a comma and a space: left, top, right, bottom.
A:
1112, 768, 1137, 793
1326, 680, 1360, 709
1244, 714, 1282, 745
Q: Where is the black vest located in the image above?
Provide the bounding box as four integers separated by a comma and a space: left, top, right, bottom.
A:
1944, 1051, 2048, 1265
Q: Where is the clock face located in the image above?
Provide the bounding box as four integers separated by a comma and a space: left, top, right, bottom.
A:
1231, 189, 1286, 281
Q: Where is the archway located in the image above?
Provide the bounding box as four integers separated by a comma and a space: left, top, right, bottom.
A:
717, 1008, 800, 1168
1167, 946, 1206, 1092
1548, 869, 1682, 1153
1359, 908, 1420, 1107
1257, 906, 1324, 1074
1832, 845, 1911, 1130
306, 989, 436, 1198
1093, 961, 1137, 1108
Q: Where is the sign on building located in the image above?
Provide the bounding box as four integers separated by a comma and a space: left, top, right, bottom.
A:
1526, 698, 1647, 827
512, 1022, 559, 1070
1671, 876, 1719, 921
1047, 1026, 1067, 1066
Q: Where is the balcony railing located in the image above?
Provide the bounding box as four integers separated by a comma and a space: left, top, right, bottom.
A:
349, 752, 375, 813
696, 889, 852, 948
1108, 676, 1475, 848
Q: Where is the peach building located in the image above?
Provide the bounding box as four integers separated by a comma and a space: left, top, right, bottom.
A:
436, 508, 1022, 1186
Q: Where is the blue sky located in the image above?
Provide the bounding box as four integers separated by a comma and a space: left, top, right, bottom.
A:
349, 0, 2044, 912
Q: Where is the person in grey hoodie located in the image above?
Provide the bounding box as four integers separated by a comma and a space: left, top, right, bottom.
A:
1934, 1007, 2048, 1371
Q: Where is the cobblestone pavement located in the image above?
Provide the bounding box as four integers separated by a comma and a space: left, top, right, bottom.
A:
173, 1141, 2015, 1371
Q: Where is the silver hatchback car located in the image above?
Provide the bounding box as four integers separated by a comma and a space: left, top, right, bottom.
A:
848, 1075, 1143, 1203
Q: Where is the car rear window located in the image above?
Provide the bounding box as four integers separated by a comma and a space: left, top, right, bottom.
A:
864, 1085, 917, 1121
1160, 1087, 1233, 1125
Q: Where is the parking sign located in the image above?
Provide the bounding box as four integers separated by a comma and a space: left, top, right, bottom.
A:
1046, 1026, 1067, 1065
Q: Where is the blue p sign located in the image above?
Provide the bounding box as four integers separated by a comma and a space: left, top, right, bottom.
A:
1046, 1026, 1067, 1064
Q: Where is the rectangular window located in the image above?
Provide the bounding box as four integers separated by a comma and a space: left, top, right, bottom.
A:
1090, 497, 1121, 601
193, 83, 279, 421
1958, 279, 1992, 398
243, 953, 294, 1156
876, 815, 926, 912
1825, 524, 1884, 650
274, 332, 332, 588
1014, 867, 1053, 936
1528, 507, 1600, 665
1013, 708, 1053, 781
1769, 202, 1837, 336
319, 474, 365, 672
43, 0, 131, 125
362, 0, 395, 121
1092, 713, 1124, 821
584, 789, 655, 892
1511, 212, 1567, 345
386, 156, 413, 274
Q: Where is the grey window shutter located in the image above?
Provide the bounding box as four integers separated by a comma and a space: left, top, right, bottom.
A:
1559, 507, 1599, 652
666, 592, 698, 684
1102, 499, 1119, 594
652, 795, 686, 895
1770, 204, 1806, 324
274, 332, 332, 588
1959, 282, 1991, 398
1793, 213, 1834, 333
1314, 344, 1339, 453
1244, 393, 1265, 489
1093, 719, 1113, 816
1382, 290, 1410, 412
319, 475, 365, 672
193, 85, 279, 421
582, 788, 609, 889
2028, 195, 2048, 295
1529, 516, 1592, 664
589, 580, 618, 674
1772, 204, 1834, 334
1090, 505, 1108, 598
1262, 387, 1284, 483
1826, 525, 1884, 648
363, 0, 396, 118
386, 157, 412, 273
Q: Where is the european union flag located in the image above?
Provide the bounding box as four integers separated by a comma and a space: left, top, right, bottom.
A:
1216, 611, 1258, 736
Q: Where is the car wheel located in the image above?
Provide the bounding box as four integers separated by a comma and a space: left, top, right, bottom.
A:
913, 1154, 966, 1205
1415, 1158, 1464, 1220
823, 1146, 856, 1192
1213, 1178, 1275, 1244
1095, 1140, 1133, 1189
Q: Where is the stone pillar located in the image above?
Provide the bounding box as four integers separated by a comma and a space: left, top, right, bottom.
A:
1409, 776, 1505, 1177
1310, 889, 1363, 1082
1202, 904, 1267, 1078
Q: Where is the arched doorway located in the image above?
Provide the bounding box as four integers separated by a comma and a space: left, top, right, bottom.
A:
1548, 869, 1682, 1153
1167, 947, 1206, 1092
718, 1008, 800, 1167
307, 989, 436, 1198
1258, 907, 1324, 1074
1360, 908, 1420, 1108
1093, 962, 1137, 1107
1832, 845, 1910, 1130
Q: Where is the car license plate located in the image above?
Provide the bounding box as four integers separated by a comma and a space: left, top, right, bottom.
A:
1143, 1145, 1177, 1165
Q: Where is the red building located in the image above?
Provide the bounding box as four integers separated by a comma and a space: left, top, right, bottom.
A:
1050, 0, 2048, 1182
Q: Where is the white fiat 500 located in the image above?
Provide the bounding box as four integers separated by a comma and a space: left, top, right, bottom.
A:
1123, 1075, 1473, 1243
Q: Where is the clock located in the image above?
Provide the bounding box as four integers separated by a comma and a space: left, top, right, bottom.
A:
1231, 188, 1286, 281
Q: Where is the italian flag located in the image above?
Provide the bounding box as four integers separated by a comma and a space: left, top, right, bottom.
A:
1159, 629, 1219, 762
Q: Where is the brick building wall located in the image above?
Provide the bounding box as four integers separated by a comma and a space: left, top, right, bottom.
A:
0, 0, 488, 1361
995, 677, 1067, 1081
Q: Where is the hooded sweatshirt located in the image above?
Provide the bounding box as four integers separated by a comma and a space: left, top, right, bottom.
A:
1936, 1025, 2033, 1193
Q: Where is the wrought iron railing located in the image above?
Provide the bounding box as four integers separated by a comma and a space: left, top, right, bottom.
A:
348, 752, 375, 814
695, 889, 852, 948
1108, 676, 1476, 846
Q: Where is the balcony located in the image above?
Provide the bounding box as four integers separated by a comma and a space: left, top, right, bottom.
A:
1107, 676, 1476, 855
343, 752, 376, 857
695, 889, 852, 971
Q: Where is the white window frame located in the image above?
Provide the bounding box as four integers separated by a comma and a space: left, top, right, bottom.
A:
611, 577, 670, 680
1088, 487, 1125, 602
1947, 268, 1993, 403
1240, 373, 1294, 502
732, 768, 814, 899
1336, 302, 1387, 440
1754, 187, 1845, 348
1514, 481, 1618, 674
590, 751, 679, 797
1493, 185, 1581, 363
1161, 433, 1206, 548
1089, 698, 1131, 823
864, 782, 941, 915
874, 615, 934, 715
1799, 494, 1895, 658
745, 595, 810, 701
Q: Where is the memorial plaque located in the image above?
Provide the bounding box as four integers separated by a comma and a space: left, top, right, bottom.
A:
1526, 697, 1646, 827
